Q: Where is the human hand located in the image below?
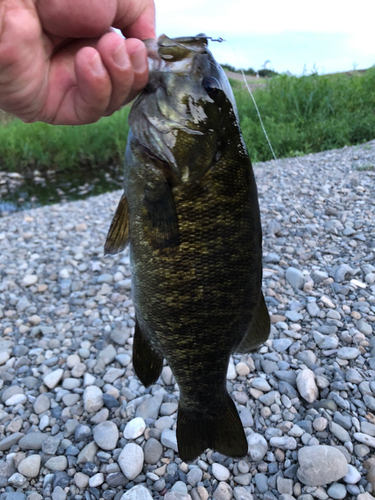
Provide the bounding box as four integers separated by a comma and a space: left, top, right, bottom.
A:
0, 0, 155, 125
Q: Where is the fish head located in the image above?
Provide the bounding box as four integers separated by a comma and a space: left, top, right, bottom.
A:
129, 34, 239, 183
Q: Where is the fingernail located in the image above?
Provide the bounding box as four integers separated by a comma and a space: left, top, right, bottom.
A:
90, 53, 106, 76
112, 42, 128, 69
130, 47, 147, 72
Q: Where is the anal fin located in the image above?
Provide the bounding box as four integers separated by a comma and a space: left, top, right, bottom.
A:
132, 319, 164, 387
236, 291, 270, 353
177, 393, 247, 462
104, 193, 129, 255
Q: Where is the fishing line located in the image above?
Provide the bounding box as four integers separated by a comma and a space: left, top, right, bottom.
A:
217, 38, 351, 327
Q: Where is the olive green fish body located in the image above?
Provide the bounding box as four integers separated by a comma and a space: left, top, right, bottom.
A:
105, 35, 270, 461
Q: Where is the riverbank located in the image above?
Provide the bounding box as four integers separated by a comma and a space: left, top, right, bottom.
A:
0, 141, 374, 500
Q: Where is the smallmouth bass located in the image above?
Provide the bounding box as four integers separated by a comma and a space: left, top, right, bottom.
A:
105, 34, 270, 461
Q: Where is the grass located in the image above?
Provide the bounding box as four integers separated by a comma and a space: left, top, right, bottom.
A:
0, 67, 374, 171
0, 106, 130, 172
233, 66, 375, 162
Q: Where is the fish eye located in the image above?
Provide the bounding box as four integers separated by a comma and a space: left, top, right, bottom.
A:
202, 77, 220, 98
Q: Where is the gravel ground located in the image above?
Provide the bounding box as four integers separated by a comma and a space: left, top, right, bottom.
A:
0, 140, 374, 500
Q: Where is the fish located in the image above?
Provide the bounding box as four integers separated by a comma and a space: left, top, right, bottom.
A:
105, 34, 270, 461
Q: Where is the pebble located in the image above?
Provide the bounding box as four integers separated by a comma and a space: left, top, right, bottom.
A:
17, 455, 41, 478
43, 368, 64, 389
296, 369, 319, 403
144, 437, 163, 464
297, 445, 348, 485
93, 421, 119, 450
212, 463, 230, 481
247, 433, 268, 461
44, 456, 68, 471
124, 417, 146, 439
83, 385, 104, 413
327, 483, 347, 499
121, 485, 153, 500
118, 443, 144, 480
161, 428, 178, 452
33, 394, 50, 414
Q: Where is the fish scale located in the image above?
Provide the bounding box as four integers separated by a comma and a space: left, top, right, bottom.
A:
105, 34, 270, 461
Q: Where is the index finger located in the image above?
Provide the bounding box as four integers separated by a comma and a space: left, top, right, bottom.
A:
36, 0, 155, 40
114, 0, 155, 40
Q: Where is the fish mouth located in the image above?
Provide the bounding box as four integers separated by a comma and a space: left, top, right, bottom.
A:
144, 34, 209, 72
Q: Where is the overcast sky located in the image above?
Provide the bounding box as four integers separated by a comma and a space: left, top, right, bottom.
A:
154, 0, 375, 75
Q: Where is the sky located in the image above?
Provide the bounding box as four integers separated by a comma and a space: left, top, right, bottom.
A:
154, 0, 375, 75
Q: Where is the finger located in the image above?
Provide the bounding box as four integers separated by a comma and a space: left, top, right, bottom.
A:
115, 0, 156, 40
36, 0, 117, 37
0, 0, 52, 121
44, 45, 112, 125
36, 0, 155, 40
97, 32, 148, 115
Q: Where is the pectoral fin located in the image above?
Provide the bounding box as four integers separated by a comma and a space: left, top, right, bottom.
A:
104, 193, 129, 255
143, 178, 180, 251
133, 318, 164, 387
236, 291, 270, 353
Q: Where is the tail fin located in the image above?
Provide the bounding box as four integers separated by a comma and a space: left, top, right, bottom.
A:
176, 393, 247, 462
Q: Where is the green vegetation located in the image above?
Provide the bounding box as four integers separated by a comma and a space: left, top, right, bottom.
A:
0, 106, 130, 172
233, 66, 375, 162
0, 67, 374, 171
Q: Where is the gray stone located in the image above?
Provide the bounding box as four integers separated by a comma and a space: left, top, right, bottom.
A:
0, 432, 24, 451
332, 264, 353, 282
83, 385, 103, 413
269, 436, 297, 450
296, 350, 316, 367
346, 368, 363, 383
8, 472, 27, 487
233, 486, 253, 500
161, 428, 178, 452
297, 368, 319, 403
251, 377, 271, 392
353, 432, 375, 448
285, 267, 304, 289
327, 483, 347, 499
277, 477, 293, 495
17, 455, 41, 478
343, 464, 361, 484
213, 481, 233, 500
187, 467, 203, 486
364, 395, 375, 411
93, 421, 119, 450
51, 486, 66, 500
254, 473, 268, 493
118, 443, 144, 480
247, 433, 268, 461
212, 463, 230, 481
33, 394, 50, 414
258, 390, 279, 406
356, 319, 373, 336
18, 431, 45, 450
144, 437, 163, 464
285, 310, 303, 322
77, 441, 98, 464
43, 369, 64, 389
124, 417, 146, 439
1, 385, 23, 403
330, 421, 351, 443
121, 485, 153, 500
74, 472, 89, 488
297, 445, 348, 486
337, 347, 360, 360
44, 456, 68, 471
135, 394, 162, 420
